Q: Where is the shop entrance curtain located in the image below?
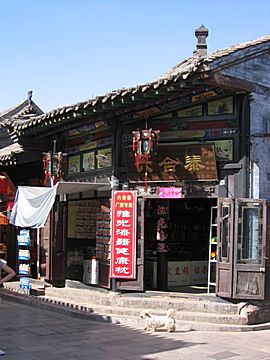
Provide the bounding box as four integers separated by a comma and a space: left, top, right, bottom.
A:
9, 185, 58, 228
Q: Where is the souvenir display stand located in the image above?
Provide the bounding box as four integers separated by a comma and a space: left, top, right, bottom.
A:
17, 229, 31, 294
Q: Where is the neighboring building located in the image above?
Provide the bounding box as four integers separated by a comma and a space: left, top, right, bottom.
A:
0, 91, 44, 184
3, 27, 270, 302
0, 92, 44, 270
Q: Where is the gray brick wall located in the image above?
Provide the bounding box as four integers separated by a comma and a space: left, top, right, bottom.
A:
220, 46, 270, 200
222, 52, 270, 88
249, 93, 270, 199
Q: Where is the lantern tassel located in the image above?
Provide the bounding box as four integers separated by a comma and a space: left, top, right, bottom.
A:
144, 171, 148, 193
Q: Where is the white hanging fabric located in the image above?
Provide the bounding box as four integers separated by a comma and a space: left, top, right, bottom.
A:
9, 185, 58, 228
9, 181, 111, 228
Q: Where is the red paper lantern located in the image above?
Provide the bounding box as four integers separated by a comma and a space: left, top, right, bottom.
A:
132, 128, 160, 191
0, 212, 8, 225
0, 176, 8, 194
43, 151, 67, 186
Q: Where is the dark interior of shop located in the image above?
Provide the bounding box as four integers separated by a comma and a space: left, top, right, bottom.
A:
144, 198, 217, 293
66, 238, 96, 280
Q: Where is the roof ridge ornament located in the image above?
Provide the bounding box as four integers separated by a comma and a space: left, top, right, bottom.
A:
27, 91, 33, 105
194, 24, 209, 57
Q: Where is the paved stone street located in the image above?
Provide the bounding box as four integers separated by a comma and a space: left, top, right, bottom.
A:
1, 297, 270, 360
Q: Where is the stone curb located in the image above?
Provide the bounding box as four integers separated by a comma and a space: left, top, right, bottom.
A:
0, 289, 135, 326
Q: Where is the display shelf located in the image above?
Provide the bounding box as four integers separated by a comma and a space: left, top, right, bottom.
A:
208, 206, 217, 293
95, 212, 111, 261
17, 229, 32, 293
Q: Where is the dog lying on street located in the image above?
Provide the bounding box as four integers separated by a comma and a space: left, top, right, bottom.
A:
140, 308, 176, 332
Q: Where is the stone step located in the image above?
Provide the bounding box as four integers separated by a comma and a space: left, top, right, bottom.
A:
2, 287, 270, 332
34, 296, 270, 332
44, 286, 240, 315
40, 295, 247, 326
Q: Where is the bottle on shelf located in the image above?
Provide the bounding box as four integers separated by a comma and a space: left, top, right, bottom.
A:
208, 206, 217, 293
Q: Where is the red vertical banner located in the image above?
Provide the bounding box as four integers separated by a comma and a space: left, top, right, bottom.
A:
110, 190, 137, 279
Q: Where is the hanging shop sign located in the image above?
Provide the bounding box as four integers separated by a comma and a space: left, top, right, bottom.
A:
126, 143, 218, 182
158, 187, 183, 199
156, 201, 169, 253
110, 190, 137, 279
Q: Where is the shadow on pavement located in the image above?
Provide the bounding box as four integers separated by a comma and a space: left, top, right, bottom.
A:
0, 295, 205, 360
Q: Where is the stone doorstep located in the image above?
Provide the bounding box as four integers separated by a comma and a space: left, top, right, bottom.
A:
32, 298, 270, 331
39, 295, 247, 325
44, 287, 240, 315
2, 288, 270, 332
5, 282, 270, 326
2, 282, 249, 319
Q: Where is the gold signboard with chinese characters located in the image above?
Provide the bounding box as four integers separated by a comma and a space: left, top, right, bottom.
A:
125, 144, 218, 182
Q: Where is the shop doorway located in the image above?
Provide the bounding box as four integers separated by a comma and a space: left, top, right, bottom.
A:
144, 197, 217, 293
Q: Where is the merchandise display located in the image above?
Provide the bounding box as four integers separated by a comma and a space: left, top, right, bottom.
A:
17, 229, 31, 291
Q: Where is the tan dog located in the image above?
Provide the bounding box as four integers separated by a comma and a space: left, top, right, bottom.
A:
140, 308, 176, 332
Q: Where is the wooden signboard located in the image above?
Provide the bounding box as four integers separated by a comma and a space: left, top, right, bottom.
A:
125, 144, 218, 182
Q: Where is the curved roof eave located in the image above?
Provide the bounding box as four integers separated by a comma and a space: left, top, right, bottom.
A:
8, 34, 270, 133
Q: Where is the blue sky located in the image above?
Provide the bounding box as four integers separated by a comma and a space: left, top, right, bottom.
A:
1, 0, 270, 112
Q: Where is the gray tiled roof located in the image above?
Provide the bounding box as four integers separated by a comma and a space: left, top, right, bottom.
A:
0, 100, 43, 126
161, 34, 270, 79
0, 99, 43, 162
3, 34, 270, 134
0, 143, 23, 160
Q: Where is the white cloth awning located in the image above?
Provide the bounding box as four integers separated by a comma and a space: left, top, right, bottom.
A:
9, 181, 111, 228
56, 181, 110, 194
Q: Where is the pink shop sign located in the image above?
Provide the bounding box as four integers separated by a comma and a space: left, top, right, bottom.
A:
158, 187, 182, 199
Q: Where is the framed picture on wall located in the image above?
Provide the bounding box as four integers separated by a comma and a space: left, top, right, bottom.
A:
213, 140, 233, 162
96, 148, 112, 169
68, 155, 81, 174
83, 151, 95, 171
207, 96, 234, 115
177, 105, 203, 118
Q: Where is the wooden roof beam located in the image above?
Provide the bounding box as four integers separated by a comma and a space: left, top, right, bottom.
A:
203, 73, 255, 93
153, 82, 197, 96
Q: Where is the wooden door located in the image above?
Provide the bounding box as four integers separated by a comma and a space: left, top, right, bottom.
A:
233, 199, 267, 300
50, 200, 66, 287
117, 197, 145, 291
216, 198, 234, 298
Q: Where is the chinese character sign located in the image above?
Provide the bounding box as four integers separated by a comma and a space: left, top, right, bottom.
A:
110, 191, 137, 279
126, 144, 218, 182
156, 200, 169, 253
159, 187, 182, 199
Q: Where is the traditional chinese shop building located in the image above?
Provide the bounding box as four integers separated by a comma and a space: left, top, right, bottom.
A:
6, 27, 270, 301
